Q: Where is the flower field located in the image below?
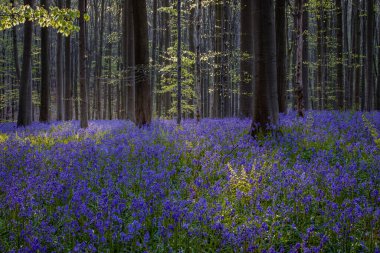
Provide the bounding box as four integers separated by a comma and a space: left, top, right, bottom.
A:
0, 111, 379, 252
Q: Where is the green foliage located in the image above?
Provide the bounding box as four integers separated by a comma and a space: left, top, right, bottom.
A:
159, 44, 196, 118
362, 114, 380, 149
0, 4, 81, 36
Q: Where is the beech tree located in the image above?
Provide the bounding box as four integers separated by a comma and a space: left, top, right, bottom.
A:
131, 0, 151, 127
251, 0, 279, 135
17, 0, 34, 127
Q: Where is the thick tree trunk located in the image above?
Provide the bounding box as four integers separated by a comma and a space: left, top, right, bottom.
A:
131, 0, 152, 126
276, 0, 287, 114
251, 0, 279, 135
79, 0, 88, 128
40, 0, 50, 122
17, 0, 34, 127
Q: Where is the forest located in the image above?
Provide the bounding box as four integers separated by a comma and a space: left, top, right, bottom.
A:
0, 0, 380, 252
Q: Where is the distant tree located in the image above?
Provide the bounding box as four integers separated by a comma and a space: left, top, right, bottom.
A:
335, 0, 344, 110
39, 0, 50, 122
177, 0, 182, 125
195, 0, 202, 121
17, 0, 34, 127
79, 0, 88, 128
365, 0, 374, 111
294, 0, 304, 117
251, 0, 279, 136
302, 0, 309, 111
240, 0, 253, 118
131, 0, 151, 127
64, 0, 73, 120
125, 0, 135, 121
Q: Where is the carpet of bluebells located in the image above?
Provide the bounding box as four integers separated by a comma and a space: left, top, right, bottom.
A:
0, 111, 380, 252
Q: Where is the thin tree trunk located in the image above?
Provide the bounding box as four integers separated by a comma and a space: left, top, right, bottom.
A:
64, 0, 73, 120
336, 0, 344, 109
79, 0, 88, 128
40, 0, 50, 122
213, 2, 222, 118
365, 0, 374, 111
56, 1, 64, 120
177, 0, 182, 125
195, 0, 202, 121
295, 0, 304, 117
151, 0, 158, 115
125, 0, 135, 121
302, 0, 309, 111
352, 0, 360, 109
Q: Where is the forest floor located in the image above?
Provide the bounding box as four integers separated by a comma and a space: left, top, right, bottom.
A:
0, 111, 379, 252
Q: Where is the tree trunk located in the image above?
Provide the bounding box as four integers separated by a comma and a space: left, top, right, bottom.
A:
302, 0, 309, 111
335, 0, 344, 110
365, 0, 374, 111
56, 0, 64, 120
151, 0, 158, 115
79, 0, 88, 128
40, 0, 51, 122
177, 0, 182, 125
131, 0, 152, 126
123, 0, 135, 121
352, 0, 360, 110
251, 0, 279, 135
64, 0, 73, 120
17, 0, 34, 127
195, 0, 202, 121
213, 2, 222, 118
276, 0, 287, 114
96, 0, 106, 119
317, 1, 324, 110
294, 0, 304, 117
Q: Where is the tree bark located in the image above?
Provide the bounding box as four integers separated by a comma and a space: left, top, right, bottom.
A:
294, 0, 304, 117
131, 0, 152, 126
302, 0, 309, 111
123, 0, 135, 121
17, 0, 34, 127
40, 0, 51, 122
56, 1, 63, 120
195, 0, 202, 121
352, 0, 360, 110
365, 0, 374, 111
177, 0, 182, 125
276, 0, 287, 114
64, 0, 73, 120
213, 1, 222, 118
335, 0, 344, 110
251, 0, 279, 135
79, 0, 88, 128
151, 0, 158, 115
